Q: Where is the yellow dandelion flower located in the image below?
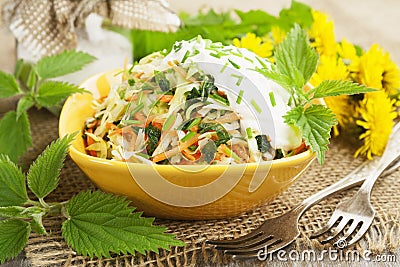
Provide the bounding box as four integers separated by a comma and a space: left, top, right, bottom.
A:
355, 91, 397, 159
310, 55, 353, 136
357, 44, 385, 89
337, 39, 360, 73
381, 51, 400, 96
308, 10, 337, 57
233, 33, 273, 58
270, 26, 286, 46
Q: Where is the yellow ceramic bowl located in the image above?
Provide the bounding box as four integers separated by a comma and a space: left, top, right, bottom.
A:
59, 71, 316, 220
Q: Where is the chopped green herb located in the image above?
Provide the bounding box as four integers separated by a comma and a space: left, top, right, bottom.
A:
255, 135, 271, 153
154, 71, 170, 92
230, 74, 244, 86
185, 117, 202, 130
181, 131, 196, 142
251, 99, 262, 113
246, 127, 253, 139
162, 115, 175, 131
236, 89, 244, 104
221, 145, 242, 163
255, 56, 268, 68
228, 59, 240, 69
137, 152, 151, 159
173, 42, 183, 52
181, 50, 191, 63
209, 52, 221, 59
130, 102, 144, 116
269, 91, 276, 107
128, 79, 135, 86
220, 62, 229, 73
244, 56, 254, 63
145, 123, 161, 156
210, 94, 230, 106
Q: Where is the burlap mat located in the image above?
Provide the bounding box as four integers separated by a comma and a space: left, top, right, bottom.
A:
15, 109, 399, 266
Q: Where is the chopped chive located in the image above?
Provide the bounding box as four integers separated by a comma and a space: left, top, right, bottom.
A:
121, 120, 142, 125
230, 51, 242, 57
128, 64, 135, 73
220, 62, 229, 73
181, 50, 190, 63
173, 42, 183, 52
137, 152, 150, 159
148, 99, 160, 109
269, 91, 276, 107
130, 102, 144, 115
209, 52, 221, 58
137, 91, 143, 105
162, 114, 175, 131
210, 94, 230, 106
222, 146, 242, 162
186, 117, 202, 130
181, 131, 196, 142
230, 74, 244, 86
188, 145, 198, 151
244, 56, 254, 63
246, 127, 253, 139
236, 89, 244, 104
251, 99, 262, 114
255, 56, 267, 68
228, 59, 240, 69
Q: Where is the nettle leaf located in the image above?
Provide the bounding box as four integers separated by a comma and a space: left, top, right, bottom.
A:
0, 71, 20, 98
16, 95, 35, 119
274, 24, 318, 88
0, 219, 31, 264
0, 206, 29, 219
0, 111, 32, 163
0, 155, 28, 206
27, 133, 76, 199
62, 191, 185, 258
255, 66, 293, 92
284, 105, 337, 164
30, 213, 48, 235
36, 50, 96, 79
36, 81, 86, 107
311, 80, 376, 99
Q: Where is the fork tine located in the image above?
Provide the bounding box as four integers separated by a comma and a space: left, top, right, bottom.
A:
310, 215, 342, 239
206, 230, 263, 246
213, 234, 272, 250
320, 218, 350, 243
340, 220, 361, 241
346, 221, 372, 247
224, 238, 282, 255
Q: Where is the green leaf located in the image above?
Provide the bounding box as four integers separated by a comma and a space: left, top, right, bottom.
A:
278, 1, 314, 30
284, 105, 337, 164
255, 66, 293, 92
0, 71, 20, 98
312, 80, 377, 99
0, 206, 29, 219
36, 50, 96, 79
27, 133, 76, 199
0, 155, 28, 206
0, 219, 30, 264
0, 111, 32, 162
30, 213, 48, 235
62, 191, 185, 258
16, 95, 34, 119
36, 81, 86, 107
274, 24, 319, 89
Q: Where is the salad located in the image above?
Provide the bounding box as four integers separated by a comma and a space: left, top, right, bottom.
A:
83, 37, 307, 165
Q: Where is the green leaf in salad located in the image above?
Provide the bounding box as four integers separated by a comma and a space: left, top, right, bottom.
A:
145, 123, 162, 156
27, 133, 76, 200
310, 80, 376, 99
62, 191, 185, 258
0, 71, 21, 98
0, 219, 31, 264
284, 105, 337, 164
0, 111, 32, 163
36, 50, 96, 79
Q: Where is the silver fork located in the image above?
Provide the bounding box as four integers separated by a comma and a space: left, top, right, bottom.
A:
310, 122, 400, 247
206, 130, 400, 259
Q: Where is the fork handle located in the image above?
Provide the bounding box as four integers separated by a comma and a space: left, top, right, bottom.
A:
293, 156, 399, 218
